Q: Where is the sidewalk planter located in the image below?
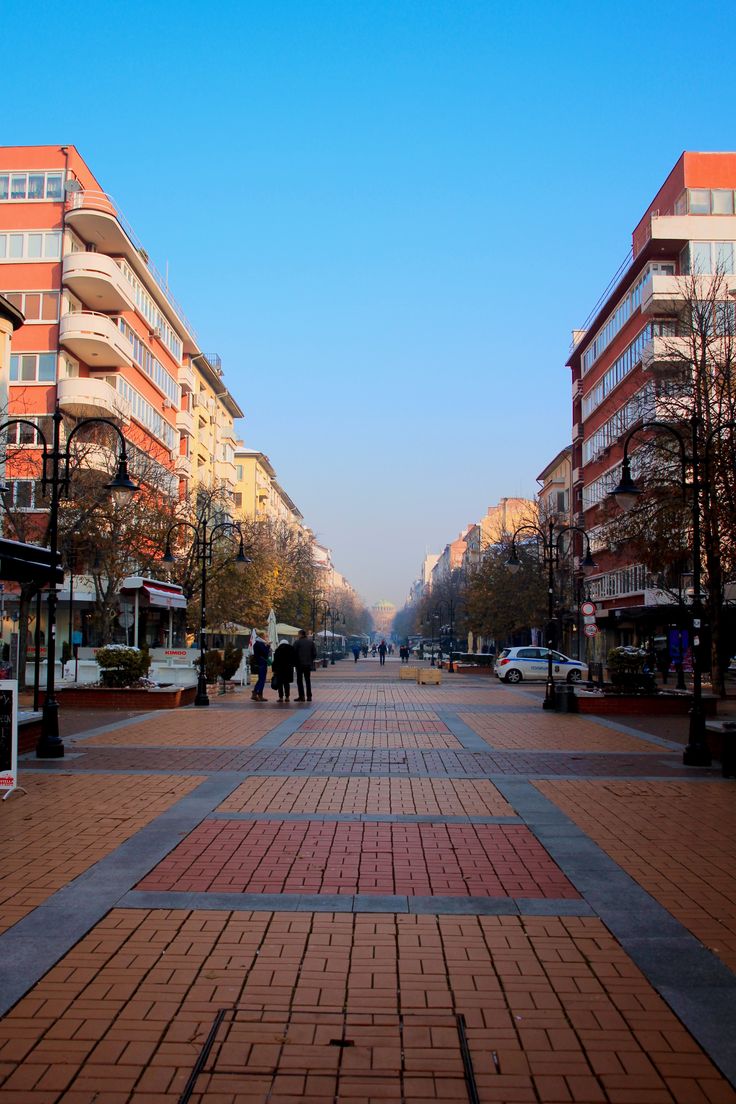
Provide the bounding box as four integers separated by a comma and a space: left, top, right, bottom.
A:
451, 664, 495, 676
576, 691, 717, 716
39, 684, 198, 710
418, 668, 441, 685
400, 667, 419, 680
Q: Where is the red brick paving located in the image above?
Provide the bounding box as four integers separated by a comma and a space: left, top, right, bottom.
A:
0, 910, 733, 1103
137, 820, 579, 898
536, 779, 736, 972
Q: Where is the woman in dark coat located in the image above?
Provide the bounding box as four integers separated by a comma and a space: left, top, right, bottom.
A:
272, 640, 296, 702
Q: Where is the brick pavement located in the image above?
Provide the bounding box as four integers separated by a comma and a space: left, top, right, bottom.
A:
0, 663, 734, 1101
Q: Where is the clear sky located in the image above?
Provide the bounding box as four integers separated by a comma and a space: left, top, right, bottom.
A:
5, 0, 735, 608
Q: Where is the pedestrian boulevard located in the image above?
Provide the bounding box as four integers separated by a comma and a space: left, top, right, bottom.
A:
0, 661, 735, 1102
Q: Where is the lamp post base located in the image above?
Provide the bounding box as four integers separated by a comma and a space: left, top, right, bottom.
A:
36, 701, 65, 758
542, 681, 556, 710
194, 674, 210, 707
683, 708, 711, 766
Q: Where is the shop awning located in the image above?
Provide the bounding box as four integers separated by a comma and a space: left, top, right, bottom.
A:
121, 576, 187, 610
142, 583, 187, 610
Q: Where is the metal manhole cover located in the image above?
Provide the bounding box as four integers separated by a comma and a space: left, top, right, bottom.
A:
179, 1007, 480, 1103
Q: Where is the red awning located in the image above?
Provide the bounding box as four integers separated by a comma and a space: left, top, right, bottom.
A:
142, 582, 187, 610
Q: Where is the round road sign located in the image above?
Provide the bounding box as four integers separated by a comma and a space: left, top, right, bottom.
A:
583, 623, 599, 637
580, 600, 596, 616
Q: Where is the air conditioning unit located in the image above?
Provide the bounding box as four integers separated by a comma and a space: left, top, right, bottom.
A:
572, 467, 584, 484
573, 422, 584, 441
153, 327, 162, 339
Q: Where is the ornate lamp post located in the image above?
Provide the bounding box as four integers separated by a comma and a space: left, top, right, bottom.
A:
432, 599, 457, 671
505, 518, 596, 710
609, 414, 736, 766
162, 514, 249, 706
0, 403, 139, 758
327, 606, 344, 664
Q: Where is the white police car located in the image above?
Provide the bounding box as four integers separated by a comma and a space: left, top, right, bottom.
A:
495, 647, 586, 683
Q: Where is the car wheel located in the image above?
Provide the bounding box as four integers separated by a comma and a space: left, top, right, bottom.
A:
505, 669, 522, 684
567, 669, 582, 682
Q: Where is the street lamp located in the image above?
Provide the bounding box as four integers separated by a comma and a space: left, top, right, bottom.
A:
0, 403, 138, 758
432, 599, 457, 672
423, 612, 439, 665
327, 606, 344, 664
505, 518, 596, 710
609, 414, 736, 765
162, 513, 249, 706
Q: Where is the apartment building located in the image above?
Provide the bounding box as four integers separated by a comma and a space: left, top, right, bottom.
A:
567, 151, 736, 654
233, 446, 305, 531
0, 145, 244, 643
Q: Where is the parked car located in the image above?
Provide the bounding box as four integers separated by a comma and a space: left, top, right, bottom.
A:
495, 647, 586, 683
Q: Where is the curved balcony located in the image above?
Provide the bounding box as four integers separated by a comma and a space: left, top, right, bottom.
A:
642, 335, 691, 375
62, 252, 135, 313
59, 311, 134, 369
176, 406, 195, 437
57, 377, 131, 423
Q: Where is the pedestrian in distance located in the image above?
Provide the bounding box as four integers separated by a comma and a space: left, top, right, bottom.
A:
250, 631, 271, 702
272, 639, 296, 702
294, 629, 317, 701
378, 639, 387, 666
352, 644, 361, 663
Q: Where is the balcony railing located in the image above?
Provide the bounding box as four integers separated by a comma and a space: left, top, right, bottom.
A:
66, 189, 198, 344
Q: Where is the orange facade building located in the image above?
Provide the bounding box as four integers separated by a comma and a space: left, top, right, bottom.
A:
567, 152, 736, 656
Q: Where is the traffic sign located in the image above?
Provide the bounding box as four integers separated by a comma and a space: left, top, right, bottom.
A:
583, 614, 596, 624
580, 600, 596, 616
584, 624, 599, 637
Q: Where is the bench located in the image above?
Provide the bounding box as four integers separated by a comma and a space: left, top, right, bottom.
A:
705, 721, 736, 777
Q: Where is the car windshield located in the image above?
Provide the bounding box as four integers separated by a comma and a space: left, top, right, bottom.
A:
498, 649, 510, 658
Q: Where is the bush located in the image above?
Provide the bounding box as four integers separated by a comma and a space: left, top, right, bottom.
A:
196, 649, 224, 684
607, 647, 656, 694
96, 645, 152, 688
222, 643, 243, 680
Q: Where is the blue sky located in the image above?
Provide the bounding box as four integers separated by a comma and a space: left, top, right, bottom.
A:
5, 0, 735, 607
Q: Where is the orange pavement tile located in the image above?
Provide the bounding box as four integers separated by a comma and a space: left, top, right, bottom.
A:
459, 712, 658, 752
0, 911, 733, 1103
284, 729, 462, 749
535, 780, 736, 972
76, 706, 281, 748
0, 775, 204, 934
217, 776, 514, 816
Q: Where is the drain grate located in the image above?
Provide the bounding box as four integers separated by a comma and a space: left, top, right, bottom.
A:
178, 1007, 480, 1103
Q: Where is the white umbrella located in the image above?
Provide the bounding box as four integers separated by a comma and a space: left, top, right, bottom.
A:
267, 608, 278, 651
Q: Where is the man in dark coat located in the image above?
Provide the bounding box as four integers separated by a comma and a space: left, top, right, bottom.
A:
294, 629, 317, 702
250, 632, 271, 701
272, 640, 296, 702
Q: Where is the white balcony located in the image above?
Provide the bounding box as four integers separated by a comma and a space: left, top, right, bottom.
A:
57, 376, 131, 422
641, 336, 692, 375
59, 312, 134, 370
62, 252, 135, 313
640, 272, 736, 316
176, 407, 195, 436
179, 361, 197, 393
66, 190, 199, 355
177, 453, 193, 477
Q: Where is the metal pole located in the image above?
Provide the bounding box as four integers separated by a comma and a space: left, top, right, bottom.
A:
543, 519, 556, 711
683, 415, 710, 765
330, 611, 335, 664
67, 546, 74, 656
448, 602, 455, 672
33, 589, 41, 712
37, 405, 63, 758
195, 521, 209, 706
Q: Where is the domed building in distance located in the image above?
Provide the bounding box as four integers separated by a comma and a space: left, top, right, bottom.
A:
372, 599, 396, 638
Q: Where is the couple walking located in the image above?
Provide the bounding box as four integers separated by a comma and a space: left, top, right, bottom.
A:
251, 629, 317, 702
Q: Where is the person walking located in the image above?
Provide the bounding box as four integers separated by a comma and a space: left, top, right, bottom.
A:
250, 631, 271, 702
272, 639, 296, 702
378, 639, 387, 666
352, 644, 361, 663
294, 629, 317, 701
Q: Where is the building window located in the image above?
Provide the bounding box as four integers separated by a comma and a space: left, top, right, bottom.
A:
685, 188, 736, 216
0, 230, 62, 260
3, 415, 53, 446
9, 353, 56, 383
2, 291, 59, 322
234, 492, 242, 509
680, 241, 736, 275
0, 172, 63, 202
4, 480, 45, 511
